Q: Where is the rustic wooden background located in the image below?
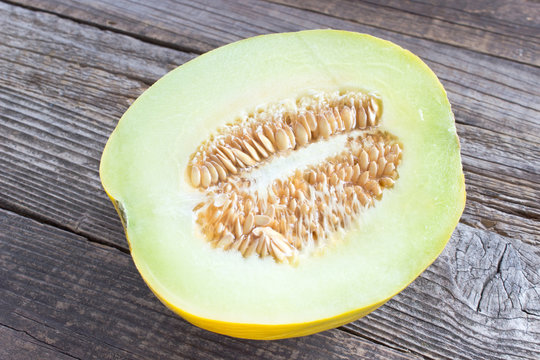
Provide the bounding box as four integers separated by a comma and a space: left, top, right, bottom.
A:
1, 1, 539, 359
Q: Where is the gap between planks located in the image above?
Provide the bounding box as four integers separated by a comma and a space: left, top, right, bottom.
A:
0, 0, 204, 56
266, 0, 540, 68
338, 326, 426, 359
0, 201, 130, 255
0, 0, 537, 244
0, 205, 421, 357
5, 0, 538, 69
0, 206, 417, 360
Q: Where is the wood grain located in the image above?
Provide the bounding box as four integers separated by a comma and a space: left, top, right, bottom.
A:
0, 1, 538, 358
11, 0, 540, 66
269, 0, 540, 66
1, 208, 538, 360
0, 208, 416, 360
0, 1, 195, 248
0, 1, 538, 245
0, 324, 77, 360
346, 224, 540, 360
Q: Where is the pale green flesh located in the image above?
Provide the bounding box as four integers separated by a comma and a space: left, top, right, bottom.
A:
100, 30, 465, 324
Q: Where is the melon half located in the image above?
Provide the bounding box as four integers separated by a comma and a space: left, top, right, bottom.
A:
100, 30, 465, 339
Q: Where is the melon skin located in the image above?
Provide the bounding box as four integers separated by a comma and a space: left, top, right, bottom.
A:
100, 30, 465, 339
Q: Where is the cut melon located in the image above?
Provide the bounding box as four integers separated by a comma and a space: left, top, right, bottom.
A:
100, 30, 465, 339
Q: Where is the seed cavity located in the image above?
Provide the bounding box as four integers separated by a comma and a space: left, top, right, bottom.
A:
187, 91, 401, 264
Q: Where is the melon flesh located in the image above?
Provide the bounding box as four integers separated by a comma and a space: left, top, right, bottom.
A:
100, 30, 465, 339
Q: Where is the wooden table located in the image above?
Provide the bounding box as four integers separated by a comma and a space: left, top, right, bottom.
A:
1, 1, 538, 359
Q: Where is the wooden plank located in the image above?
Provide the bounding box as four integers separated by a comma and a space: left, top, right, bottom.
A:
13, 0, 537, 142
344, 224, 540, 359
0, 2, 195, 248
269, 0, 540, 66
1, 1, 538, 358
0, 325, 77, 360
11, 0, 540, 67
395, 0, 540, 33
2, 208, 538, 359
0, 208, 416, 360
0, 1, 538, 246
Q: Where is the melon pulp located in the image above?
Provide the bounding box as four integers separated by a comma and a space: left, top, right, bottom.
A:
100, 30, 465, 339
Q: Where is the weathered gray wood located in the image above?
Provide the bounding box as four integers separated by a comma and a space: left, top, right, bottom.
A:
0, 1, 195, 248
345, 224, 540, 360
0, 324, 77, 360
0, 1, 538, 358
376, 0, 540, 36
1, 208, 538, 360
269, 0, 540, 66
1, 1, 538, 245
11, 0, 540, 66
0, 208, 416, 360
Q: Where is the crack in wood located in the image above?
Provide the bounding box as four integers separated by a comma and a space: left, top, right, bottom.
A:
339, 326, 425, 359
475, 243, 508, 312
0, 322, 83, 360
0, 1, 538, 358
453, 229, 540, 319
0, 201, 130, 254
1, 207, 422, 359
1, 0, 538, 248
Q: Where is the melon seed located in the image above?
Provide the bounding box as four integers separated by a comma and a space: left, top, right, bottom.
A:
188, 91, 401, 264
